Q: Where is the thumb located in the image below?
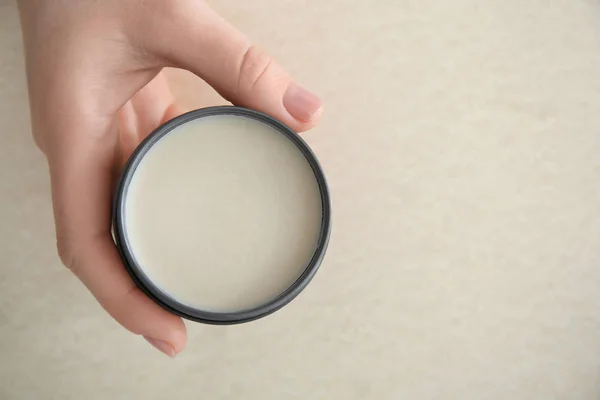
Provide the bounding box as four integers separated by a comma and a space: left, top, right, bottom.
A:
149, 2, 323, 132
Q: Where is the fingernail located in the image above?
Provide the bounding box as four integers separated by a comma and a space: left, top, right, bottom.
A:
283, 82, 323, 123
144, 336, 177, 358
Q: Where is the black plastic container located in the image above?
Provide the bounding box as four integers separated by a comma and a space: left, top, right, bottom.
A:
112, 106, 331, 325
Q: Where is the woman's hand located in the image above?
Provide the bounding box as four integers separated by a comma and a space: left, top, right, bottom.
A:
18, 0, 323, 357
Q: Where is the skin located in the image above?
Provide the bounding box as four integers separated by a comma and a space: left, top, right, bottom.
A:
17, 0, 323, 357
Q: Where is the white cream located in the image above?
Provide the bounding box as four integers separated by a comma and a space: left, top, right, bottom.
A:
124, 115, 323, 313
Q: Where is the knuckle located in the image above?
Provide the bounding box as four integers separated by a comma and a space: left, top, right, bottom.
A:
32, 134, 45, 153
237, 45, 273, 96
56, 234, 79, 274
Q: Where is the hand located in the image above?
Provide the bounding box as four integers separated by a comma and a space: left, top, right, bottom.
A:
18, 0, 323, 357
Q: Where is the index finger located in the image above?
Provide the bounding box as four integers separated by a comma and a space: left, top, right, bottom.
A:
44, 87, 186, 357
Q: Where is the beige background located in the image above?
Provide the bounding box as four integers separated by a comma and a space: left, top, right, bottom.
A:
2, 0, 600, 398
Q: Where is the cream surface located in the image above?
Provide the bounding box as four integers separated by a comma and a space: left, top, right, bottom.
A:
124, 115, 323, 313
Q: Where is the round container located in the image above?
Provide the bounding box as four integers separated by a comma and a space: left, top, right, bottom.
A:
113, 106, 331, 324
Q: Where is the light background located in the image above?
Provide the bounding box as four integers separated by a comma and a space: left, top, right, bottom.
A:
2, 0, 600, 398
